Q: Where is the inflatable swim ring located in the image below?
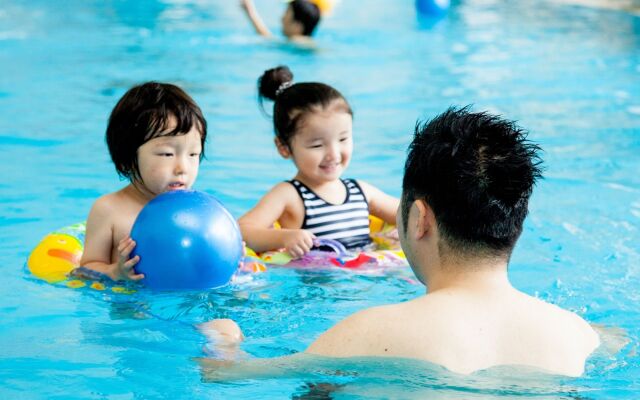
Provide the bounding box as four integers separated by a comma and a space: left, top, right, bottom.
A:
243, 216, 407, 270
26, 223, 135, 294
26, 222, 266, 293
27, 216, 405, 290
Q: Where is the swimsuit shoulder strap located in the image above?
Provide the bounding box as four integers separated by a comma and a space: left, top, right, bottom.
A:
342, 179, 369, 207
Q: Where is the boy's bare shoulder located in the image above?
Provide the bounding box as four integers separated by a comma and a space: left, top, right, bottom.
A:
87, 187, 143, 225
90, 188, 130, 213
89, 192, 119, 216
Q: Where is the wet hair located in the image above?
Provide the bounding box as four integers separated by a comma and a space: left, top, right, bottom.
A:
106, 82, 207, 182
401, 106, 543, 256
289, 0, 321, 36
257, 65, 352, 147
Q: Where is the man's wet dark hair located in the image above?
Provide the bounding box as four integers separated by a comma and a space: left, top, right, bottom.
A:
106, 82, 207, 182
258, 65, 352, 148
290, 0, 321, 36
402, 106, 543, 256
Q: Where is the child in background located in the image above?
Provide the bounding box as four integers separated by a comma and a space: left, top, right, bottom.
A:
78, 82, 207, 282
240, 0, 322, 42
238, 66, 399, 259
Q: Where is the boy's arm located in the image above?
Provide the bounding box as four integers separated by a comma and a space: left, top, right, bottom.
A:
240, 0, 272, 37
80, 197, 143, 281
238, 183, 314, 257
358, 181, 399, 225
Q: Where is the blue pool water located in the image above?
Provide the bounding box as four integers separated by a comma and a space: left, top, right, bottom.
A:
1, 0, 639, 398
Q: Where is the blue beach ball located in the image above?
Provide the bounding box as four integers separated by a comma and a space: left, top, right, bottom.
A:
416, 0, 450, 16
131, 190, 242, 290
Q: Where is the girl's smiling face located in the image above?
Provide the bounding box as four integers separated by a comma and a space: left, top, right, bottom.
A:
278, 105, 353, 187
134, 124, 202, 198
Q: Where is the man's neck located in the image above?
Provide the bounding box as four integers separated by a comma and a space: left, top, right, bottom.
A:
424, 257, 511, 294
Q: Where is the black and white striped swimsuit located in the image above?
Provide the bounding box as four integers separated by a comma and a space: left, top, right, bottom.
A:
290, 179, 371, 250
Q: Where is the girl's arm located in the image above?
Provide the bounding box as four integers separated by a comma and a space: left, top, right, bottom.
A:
240, 0, 272, 37
358, 181, 399, 225
80, 196, 144, 281
238, 182, 315, 258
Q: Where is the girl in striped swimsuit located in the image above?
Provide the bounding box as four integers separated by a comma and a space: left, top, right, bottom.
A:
238, 65, 399, 259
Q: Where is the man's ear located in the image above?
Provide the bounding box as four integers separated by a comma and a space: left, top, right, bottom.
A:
414, 199, 435, 240
275, 137, 291, 159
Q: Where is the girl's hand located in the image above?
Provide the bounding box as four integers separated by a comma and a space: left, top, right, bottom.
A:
282, 229, 315, 259
113, 236, 144, 281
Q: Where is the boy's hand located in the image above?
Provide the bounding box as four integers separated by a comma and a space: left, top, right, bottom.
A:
113, 236, 144, 281
238, 241, 247, 270
282, 229, 315, 259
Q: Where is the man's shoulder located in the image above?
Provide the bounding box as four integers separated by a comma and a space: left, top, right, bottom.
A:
326, 302, 402, 335
306, 303, 405, 357
528, 295, 592, 328
523, 295, 600, 354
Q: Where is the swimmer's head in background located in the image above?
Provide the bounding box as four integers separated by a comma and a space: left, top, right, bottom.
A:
283, 0, 321, 37
257, 65, 352, 148
106, 82, 207, 183
401, 106, 543, 257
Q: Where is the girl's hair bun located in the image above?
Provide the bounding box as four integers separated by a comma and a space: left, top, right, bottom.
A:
258, 66, 294, 101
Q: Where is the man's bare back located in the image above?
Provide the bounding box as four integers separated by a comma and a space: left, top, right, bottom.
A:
307, 278, 599, 376
305, 108, 600, 376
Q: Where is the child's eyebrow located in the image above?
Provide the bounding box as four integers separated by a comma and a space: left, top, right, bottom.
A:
151, 139, 177, 146
150, 138, 183, 148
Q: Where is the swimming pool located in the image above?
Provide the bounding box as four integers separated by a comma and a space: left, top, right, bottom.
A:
1, 0, 639, 397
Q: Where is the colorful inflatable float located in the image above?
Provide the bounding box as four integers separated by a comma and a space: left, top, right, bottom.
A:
27, 216, 407, 291
26, 223, 135, 294
243, 216, 407, 270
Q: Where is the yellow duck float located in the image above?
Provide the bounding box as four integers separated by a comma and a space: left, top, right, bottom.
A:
27, 223, 134, 294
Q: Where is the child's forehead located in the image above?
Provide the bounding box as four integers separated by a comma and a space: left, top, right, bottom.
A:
149, 112, 201, 135
145, 130, 201, 146
295, 113, 352, 140
301, 110, 351, 129
145, 116, 203, 141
